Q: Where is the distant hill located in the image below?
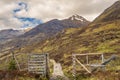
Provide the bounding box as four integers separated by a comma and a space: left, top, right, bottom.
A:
22, 15, 89, 40
0, 15, 89, 51
0, 29, 24, 43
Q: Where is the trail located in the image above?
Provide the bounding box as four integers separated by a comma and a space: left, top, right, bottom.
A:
50, 60, 69, 80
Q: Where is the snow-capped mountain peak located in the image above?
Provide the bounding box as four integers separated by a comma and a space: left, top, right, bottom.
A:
69, 14, 87, 22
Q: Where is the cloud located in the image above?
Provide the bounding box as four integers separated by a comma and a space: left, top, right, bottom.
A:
24, 0, 117, 21
13, 2, 42, 29
15, 17, 42, 28
0, 17, 23, 30
13, 2, 28, 13
0, 0, 118, 30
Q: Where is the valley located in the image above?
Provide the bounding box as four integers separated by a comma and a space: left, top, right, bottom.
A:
0, 0, 120, 80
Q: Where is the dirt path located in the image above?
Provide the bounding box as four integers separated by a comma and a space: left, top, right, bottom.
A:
50, 60, 69, 80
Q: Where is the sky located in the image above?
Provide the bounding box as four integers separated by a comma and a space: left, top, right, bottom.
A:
0, 0, 118, 30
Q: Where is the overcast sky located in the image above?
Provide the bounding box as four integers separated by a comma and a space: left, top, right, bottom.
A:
0, 0, 118, 30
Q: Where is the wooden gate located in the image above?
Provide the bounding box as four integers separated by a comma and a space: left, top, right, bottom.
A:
72, 53, 105, 79
28, 53, 49, 77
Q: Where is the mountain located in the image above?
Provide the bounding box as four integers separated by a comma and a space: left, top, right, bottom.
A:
93, 1, 120, 23
16, 1, 120, 70
22, 15, 89, 39
0, 15, 89, 51
0, 29, 24, 43
22, 27, 33, 32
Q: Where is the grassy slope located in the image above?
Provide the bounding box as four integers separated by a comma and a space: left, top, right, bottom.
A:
13, 20, 120, 80
19, 20, 120, 66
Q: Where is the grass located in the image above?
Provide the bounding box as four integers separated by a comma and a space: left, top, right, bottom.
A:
14, 20, 120, 72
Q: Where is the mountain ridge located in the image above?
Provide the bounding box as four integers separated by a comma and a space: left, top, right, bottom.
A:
22, 15, 89, 37
0, 15, 89, 51
92, 0, 120, 23
0, 29, 24, 43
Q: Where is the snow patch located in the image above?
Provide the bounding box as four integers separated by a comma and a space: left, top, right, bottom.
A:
70, 14, 86, 22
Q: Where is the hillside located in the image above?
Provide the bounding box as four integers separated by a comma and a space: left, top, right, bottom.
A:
18, 1, 120, 66
0, 15, 89, 52
22, 15, 89, 42
92, 1, 120, 23
0, 29, 24, 43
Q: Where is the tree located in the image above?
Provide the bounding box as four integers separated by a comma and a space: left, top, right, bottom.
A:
8, 52, 17, 70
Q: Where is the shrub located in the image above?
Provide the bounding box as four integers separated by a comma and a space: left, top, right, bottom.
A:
8, 59, 17, 71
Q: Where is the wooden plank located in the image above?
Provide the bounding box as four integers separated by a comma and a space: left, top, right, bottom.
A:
30, 55, 46, 58
28, 69, 46, 72
35, 72, 45, 74
28, 66, 46, 68
28, 65, 46, 68
74, 53, 103, 56
28, 69, 45, 71
86, 55, 89, 65
89, 64, 105, 67
72, 55, 76, 79
28, 70, 45, 72
28, 63, 45, 65
101, 54, 104, 63
29, 61, 45, 63
75, 58, 91, 73
30, 58, 46, 61
14, 55, 21, 71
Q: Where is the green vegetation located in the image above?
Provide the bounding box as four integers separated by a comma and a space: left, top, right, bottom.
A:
65, 70, 120, 80
17, 20, 120, 72
8, 59, 17, 71
14, 19, 119, 80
